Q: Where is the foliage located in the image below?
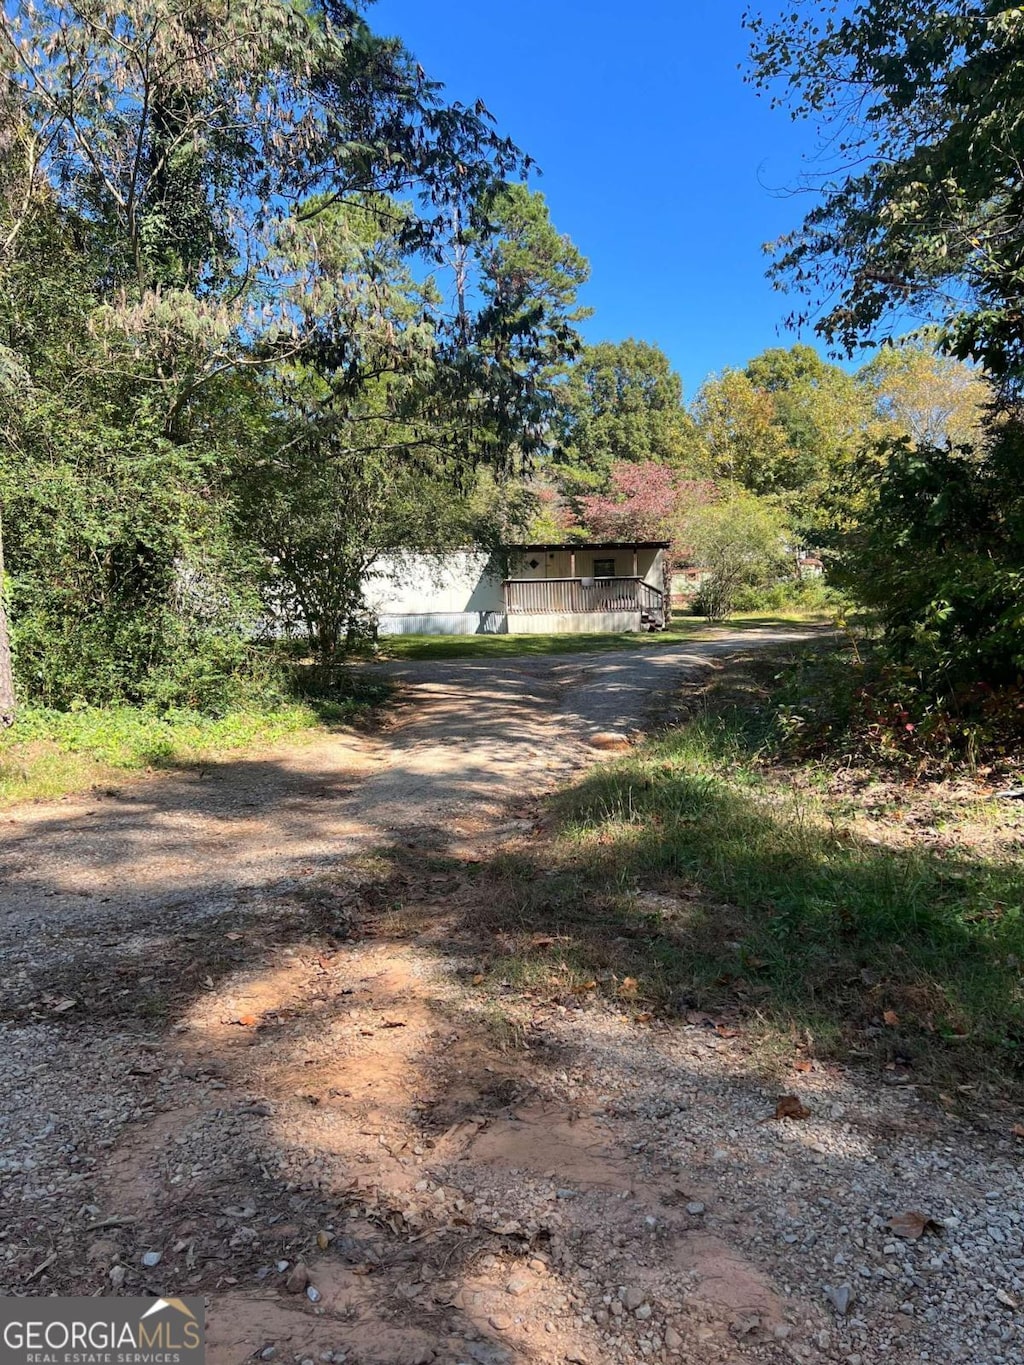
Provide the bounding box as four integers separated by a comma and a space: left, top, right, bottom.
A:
690, 346, 872, 536
0, 0, 586, 714
578, 461, 716, 546
831, 426, 1024, 692
552, 340, 697, 497
860, 338, 991, 450
0, 692, 376, 806
771, 644, 1024, 774
687, 493, 792, 620
745, 1, 1024, 380
236, 191, 584, 664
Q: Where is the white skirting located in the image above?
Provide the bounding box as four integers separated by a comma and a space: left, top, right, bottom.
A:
376, 610, 645, 637
376, 611, 507, 636
508, 611, 642, 635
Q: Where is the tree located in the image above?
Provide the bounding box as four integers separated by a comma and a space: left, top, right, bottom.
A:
860, 340, 992, 450
690, 346, 869, 532
690, 370, 795, 494
686, 493, 792, 621
0, 0, 566, 715
832, 433, 1024, 688
579, 461, 716, 548
237, 191, 587, 661
553, 340, 697, 496
745, 2, 1024, 380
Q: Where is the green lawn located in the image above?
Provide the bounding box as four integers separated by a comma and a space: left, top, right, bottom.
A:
0, 703, 328, 806
377, 611, 827, 661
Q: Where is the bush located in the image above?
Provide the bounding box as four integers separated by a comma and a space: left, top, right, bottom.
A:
832, 430, 1024, 693
767, 643, 1024, 773
731, 576, 845, 615
685, 492, 792, 620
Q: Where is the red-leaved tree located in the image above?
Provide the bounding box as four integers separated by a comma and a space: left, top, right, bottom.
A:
579, 462, 716, 559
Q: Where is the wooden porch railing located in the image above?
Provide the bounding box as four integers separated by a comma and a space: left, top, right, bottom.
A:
503, 577, 665, 617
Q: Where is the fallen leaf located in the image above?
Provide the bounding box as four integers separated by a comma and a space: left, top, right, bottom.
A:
50, 998, 77, 1013
887, 1211, 944, 1240
1012, 1124, 1024, 1140
635, 1011, 653, 1024
793, 1059, 814, 1074
580, 980, 597, 991
471, 974, 485, 986
225, 932, 244, 941
235, 1014, 259, 1028
772, 1095, 811, 1121
317, 955, 335, 971
619, 977, 639, 998
381, 1020, 406, 1029
715, 1024, 739, 1039
883, 1009, 900, 1027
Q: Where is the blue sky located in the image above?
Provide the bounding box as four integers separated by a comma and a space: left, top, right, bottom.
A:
372, 0, 830, 399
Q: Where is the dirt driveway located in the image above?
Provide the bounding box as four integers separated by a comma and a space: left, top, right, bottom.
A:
1, 628, 1020, 1365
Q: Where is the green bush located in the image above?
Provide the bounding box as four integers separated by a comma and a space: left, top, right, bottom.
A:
731, 576, 844, 615
832, 430, 1024, 692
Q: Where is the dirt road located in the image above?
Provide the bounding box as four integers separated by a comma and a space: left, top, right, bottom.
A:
1, 627, 1020, 1365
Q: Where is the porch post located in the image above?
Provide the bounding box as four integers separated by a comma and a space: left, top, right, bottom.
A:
632, 545, 639, 577
569, 548, 576, 578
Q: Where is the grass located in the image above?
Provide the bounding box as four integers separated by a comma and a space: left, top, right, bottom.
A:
376, 610, 827, 661
0, 684, 385, 807
450, 642, 1024, 1100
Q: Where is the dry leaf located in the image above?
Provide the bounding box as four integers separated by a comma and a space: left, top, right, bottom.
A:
235, 1014, 259, 1027
793, 1059, 814, 1074
715, 1024, 739, 1039
635, 1011, 653, 1024
887, 1211, 944, 1240
619, 977, 639, 998
580, 980, 597, 991
225, 932, 244, 941
1012, 1124, 1024, 1140
381, 1020, 406, 1029
50, 998, 77, 1013
883, 1009, 900, 1027
471, 973, 485, 985
772, 1095, 811, 1121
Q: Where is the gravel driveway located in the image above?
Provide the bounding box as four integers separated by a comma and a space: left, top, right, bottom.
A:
1, 626, 1021, 1365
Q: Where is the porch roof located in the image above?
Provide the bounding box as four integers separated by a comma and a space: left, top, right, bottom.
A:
507, 540, 670, 552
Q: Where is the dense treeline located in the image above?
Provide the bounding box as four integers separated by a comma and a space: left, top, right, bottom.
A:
530, 335, 992, 625
0, 0, 587, 713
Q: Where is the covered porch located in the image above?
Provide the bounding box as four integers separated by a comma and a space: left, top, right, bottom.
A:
503, 541, 669, 631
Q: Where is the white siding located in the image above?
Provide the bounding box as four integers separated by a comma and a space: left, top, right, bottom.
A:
364, 552, 504, 616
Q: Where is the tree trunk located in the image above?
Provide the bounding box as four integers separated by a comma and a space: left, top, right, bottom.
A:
0, 512, 16, 727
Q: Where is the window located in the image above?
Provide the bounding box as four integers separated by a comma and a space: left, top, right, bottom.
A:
593, 558, 616, 578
